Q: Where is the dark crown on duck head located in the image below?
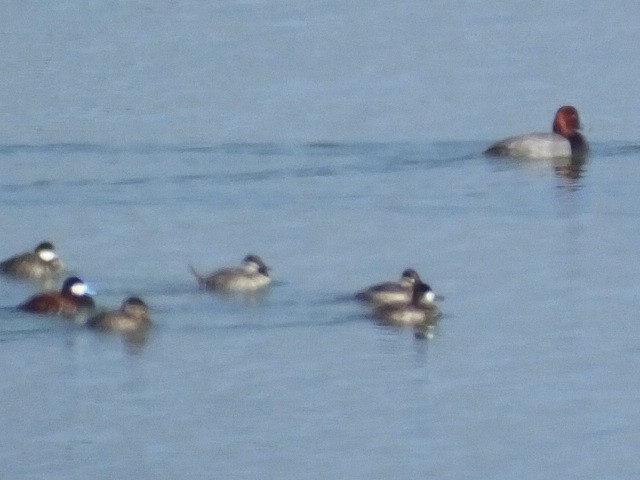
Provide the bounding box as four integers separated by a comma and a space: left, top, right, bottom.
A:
35, 241, 55, 252
123, 297, 146, 308
122, 297, 149, 318
243, 254, 269, 274
401, 268, 420, 282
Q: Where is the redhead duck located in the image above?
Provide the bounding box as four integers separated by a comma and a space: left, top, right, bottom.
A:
19, 276, 94, 316
0, 241, 63, 280
87, 297, 150, 332
484, 105, 588, 159
356, 268, 436, 306
372, 281, 441, 327
189, 254, 271, 292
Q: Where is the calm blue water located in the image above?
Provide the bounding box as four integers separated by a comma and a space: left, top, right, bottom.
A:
2, 2, 640, 479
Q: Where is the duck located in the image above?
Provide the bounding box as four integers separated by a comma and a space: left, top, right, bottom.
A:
0, 241, 63, 280
484, 105, 588, 160
87, 297, 150, 332
18, 276, 95, 316
372, 281, 441, 327
356, 268, 435, 306
189, 254, 271, 292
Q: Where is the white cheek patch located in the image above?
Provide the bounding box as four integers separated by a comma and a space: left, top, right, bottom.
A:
425, 291, 436, 303
70, 283, 88, 296
38, 250, 57, 262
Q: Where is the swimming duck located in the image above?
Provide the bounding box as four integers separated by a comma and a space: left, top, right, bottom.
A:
189, 254, 271, 292
372, 281, 441, 327
19, 276, 94, 316
0, 241, 63, 280
484, 105, 588, 160
87, 297, 150, 332
356, 268, 435, 306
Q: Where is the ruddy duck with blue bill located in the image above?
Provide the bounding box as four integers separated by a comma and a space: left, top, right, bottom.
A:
87, 297, 150, 332
372, 281, 441, 327
189, 254, 271, 292
1, 241, 63, 280
19, 276, 95, 316
356, 269, 435, 306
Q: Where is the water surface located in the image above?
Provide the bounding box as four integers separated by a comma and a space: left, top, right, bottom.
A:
2, 1, 640, 479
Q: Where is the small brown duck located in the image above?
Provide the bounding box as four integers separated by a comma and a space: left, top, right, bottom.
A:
356, 268, 438, 307
1, 241, 63, 280
189, 254, 271, 292
87, 297, 151, 332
